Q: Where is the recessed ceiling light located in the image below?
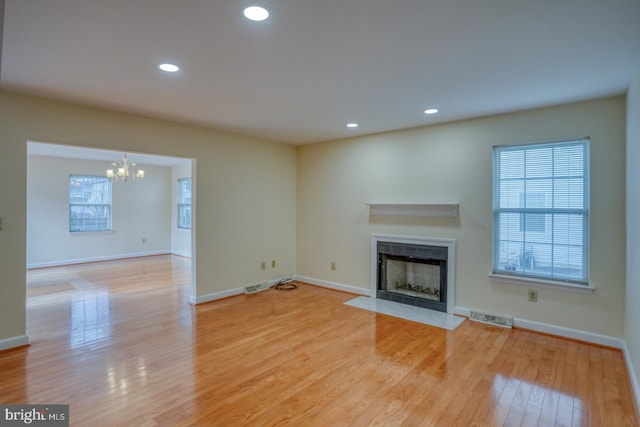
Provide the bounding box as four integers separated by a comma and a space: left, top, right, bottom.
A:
346, 123, 359, 128
244, 6, 269, 21
158, 63, 180, 73
424, 108, 439, 114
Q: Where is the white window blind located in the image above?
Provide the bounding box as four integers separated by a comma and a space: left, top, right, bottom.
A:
69, 175, 112, 232
178, 178, 192, 229
493, 138, 589, 283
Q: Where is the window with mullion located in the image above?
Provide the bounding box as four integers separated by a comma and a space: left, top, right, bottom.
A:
69, 175, 112, 232
493, 139, 589, 283
177, 178, 192, 229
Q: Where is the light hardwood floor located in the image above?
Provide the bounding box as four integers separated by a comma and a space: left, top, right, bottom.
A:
1, 255, 637, 426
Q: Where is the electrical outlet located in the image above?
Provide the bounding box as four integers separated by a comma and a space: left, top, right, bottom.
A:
261, 261, 266, 270
271, 260, 276, 268
331, 261, 336, 271
528, 289, 538, 302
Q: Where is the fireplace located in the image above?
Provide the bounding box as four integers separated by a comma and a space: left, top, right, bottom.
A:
371, 235, 455, 314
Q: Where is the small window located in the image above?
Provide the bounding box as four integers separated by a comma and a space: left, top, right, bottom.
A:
69, 175, 112, 232
178, 178, 192, 229
493, 138, 589, 283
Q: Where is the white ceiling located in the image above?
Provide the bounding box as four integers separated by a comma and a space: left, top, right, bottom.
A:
2, 0, 640, 145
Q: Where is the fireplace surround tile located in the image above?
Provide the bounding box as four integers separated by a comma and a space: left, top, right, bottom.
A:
371, 234, 456, 314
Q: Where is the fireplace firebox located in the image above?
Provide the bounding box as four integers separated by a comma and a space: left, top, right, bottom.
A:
377, 241, 448, 312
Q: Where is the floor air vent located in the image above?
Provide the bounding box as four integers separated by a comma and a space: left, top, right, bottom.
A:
469, 310, 513, 328
244, 282, 270, 294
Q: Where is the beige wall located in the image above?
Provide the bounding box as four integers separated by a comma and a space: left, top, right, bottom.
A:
297, 96, 626, 337
0, 89, 297, 343
626, 68, 640, 401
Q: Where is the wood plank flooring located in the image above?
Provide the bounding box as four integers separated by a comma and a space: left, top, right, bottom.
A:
0, 255, 637, 426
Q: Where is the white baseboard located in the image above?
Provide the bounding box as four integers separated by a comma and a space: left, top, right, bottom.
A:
513, 317, 624, 348
189, 277, 297, 304
171, 250, 192, 259
623, 342, 640, 415
456, 306, 623, 348
190, 287, 244, 304
293, 275, 370, 296
26, 251, 172, 269
0, 335, 29, 351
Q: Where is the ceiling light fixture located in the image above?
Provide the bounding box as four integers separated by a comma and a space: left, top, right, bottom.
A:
346, 123, 359, 128
244, 6, 269, 21
106, 153, 145, 182
424, 108, 439, 114
158, 63, 180, 73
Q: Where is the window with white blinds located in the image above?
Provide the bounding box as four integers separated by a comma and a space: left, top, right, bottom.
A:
492, 138, 589, 284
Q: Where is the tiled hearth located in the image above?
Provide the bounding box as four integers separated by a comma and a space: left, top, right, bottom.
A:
344, 296, 464, 330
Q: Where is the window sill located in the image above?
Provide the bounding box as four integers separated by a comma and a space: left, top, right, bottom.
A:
489, 273, 594, 294
69, 230, 114, 237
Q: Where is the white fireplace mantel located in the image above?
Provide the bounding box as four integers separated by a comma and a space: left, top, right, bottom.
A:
371, 234, 456, 314
367, 202, 458, 218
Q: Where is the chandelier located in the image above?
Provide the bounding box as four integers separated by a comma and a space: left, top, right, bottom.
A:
106, 153, 145, 182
